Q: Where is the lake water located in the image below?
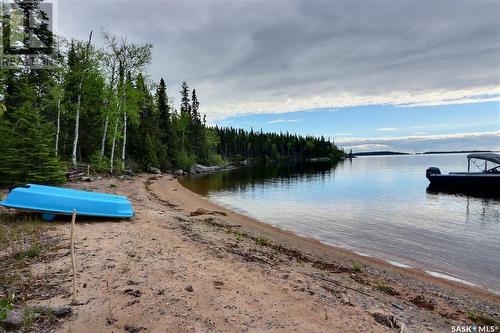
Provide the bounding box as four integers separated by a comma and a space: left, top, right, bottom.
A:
181, 154, 500, 294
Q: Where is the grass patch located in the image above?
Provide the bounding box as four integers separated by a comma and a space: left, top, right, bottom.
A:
109, 184, 117, 188
0, 213, 63, 303
21, 306, 55, 329
376, 283, 399, 296
352, 261, 363, 272
468, 311, 497, 326
255, 236, 270, 246
0, 213, 54, 256
313, 262, 328, 270
0, 214, 51, 244
234, 229, 247, 241
0, 299, 14, 321
14, 243, 44, 260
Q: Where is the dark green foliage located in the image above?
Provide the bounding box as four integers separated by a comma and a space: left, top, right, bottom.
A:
156, 77, 175, 168
89, 151, 110, 173
213, 126, 343, 161
0, 81, 65, 186
467, 311, 497, 326
0, 70, 344, 180
0, 15, 344, 184
352, 261, 363, 272
256, 236, 270, 246
0, 299, 14, 321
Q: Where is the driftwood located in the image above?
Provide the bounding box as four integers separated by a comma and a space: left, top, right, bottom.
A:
66, 171, 85, 178
189, 164, 237, 175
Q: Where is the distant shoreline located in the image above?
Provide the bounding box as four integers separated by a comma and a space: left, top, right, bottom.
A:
353, 151, 409, 156
419, 150, 493, 155
353, 150, 493, 156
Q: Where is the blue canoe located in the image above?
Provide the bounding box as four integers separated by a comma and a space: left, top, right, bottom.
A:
0, 184, 134, 221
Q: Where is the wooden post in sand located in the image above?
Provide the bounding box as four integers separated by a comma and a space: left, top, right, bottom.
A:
70, 209, 77, 304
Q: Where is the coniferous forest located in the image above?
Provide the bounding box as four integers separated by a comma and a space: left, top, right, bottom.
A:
0, 13, 343, 186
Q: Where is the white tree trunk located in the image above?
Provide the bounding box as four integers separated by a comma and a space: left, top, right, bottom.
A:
119, 76, 127, 170
71, 31, 92, 168
110, 120, 118, 173
55, 96, 61, 156
100, 114, 109, 159
71, 78, 83, 167
101, 69, 116, 160
121, 111, 127, 167
110, 95, 122, 174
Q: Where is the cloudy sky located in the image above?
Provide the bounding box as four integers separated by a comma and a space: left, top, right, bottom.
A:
58, 0, 500, 152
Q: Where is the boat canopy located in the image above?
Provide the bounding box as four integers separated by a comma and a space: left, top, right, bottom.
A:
467, 153, 500, 165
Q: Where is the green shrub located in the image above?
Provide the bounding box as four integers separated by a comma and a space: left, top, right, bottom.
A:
90, 151, 110, 173
468, 311, 497, 326
113, 159, 124, 175
176, 152, 196, 171
255, 236, 270, 246
376, 283, 399, 296
14, 243, 43, 260
205, 153, 225, 167
0, 299, 14, 321
234, 229, 247, 241
352, 261, 363, 272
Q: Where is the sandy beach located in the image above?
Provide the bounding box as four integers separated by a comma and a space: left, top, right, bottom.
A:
1, 174, 499, 332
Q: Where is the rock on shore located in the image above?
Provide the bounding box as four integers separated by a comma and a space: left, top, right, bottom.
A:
189, 163, 236, 174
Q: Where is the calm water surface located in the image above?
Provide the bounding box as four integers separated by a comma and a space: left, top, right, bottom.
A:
181, 154, 500, 293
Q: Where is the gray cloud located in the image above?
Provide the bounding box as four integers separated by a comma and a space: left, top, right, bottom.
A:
336, 131, 500, 153
58, 0, 500, 118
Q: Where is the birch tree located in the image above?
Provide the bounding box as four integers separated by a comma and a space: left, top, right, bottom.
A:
102, 31, 152, 173
53, 84, 63, 156
100, 52, 119, 160
71, 31, 93, 168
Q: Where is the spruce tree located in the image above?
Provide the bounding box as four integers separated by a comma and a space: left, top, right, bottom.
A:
0, 83, 65, 185
178, 81, 191, 153
156, 78, 175, 169
190, 89, 208, 162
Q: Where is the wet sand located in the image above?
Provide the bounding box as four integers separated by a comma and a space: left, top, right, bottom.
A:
10, 175, 498, 332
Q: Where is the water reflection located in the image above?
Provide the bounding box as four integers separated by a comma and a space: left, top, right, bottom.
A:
181, 154, 500, 293
426, 189, 500, 225
183, 160, 340, 195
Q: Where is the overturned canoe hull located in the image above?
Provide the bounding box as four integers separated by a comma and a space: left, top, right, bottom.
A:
0, 184, 134, 220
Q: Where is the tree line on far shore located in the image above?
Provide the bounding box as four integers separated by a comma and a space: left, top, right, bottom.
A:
214, 127, 343, 161
0, 24, 343, 186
